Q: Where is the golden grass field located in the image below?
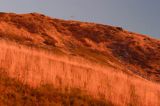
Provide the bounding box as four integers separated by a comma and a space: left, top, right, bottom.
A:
0, 40, 160, 106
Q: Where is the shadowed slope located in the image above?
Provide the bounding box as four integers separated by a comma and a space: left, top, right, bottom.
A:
0, 71, 111, 106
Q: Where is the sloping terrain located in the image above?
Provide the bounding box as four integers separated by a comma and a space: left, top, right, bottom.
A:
0, 12, 159, 82
0, 71, 110, 106
0, 12, 160, 106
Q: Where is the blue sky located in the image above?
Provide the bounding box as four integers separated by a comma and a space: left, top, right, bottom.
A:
0, 0, 159, 38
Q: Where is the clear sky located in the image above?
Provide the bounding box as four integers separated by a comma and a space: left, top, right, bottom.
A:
0, 0, 159, 38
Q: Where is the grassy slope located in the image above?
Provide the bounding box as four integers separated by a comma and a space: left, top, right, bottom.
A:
0, 41, 160, 106
0, 13, 160, 106
0, 12, 159, 82
0, 71, 112, 106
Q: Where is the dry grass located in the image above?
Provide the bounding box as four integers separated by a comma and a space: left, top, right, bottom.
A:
0, 40, 160, 106
0, 71, 111, 106
0, 13, 160, 82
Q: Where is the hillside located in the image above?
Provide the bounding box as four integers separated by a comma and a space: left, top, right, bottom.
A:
0, 12, 160, 106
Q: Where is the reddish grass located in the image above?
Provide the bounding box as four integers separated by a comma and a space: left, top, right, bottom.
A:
0, 13, 159, 82
0, 40, 160, 106
0, 71, 111, 106
0, 13, 160, 106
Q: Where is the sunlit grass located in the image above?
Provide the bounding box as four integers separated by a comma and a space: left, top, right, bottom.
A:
0, 71, 112, 106
0, 40, 160, 106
